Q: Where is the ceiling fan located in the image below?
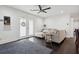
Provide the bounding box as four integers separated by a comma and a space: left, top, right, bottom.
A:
31, 5, 51, 13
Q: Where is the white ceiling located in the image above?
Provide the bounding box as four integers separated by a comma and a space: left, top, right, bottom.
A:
9, 5, 79, 18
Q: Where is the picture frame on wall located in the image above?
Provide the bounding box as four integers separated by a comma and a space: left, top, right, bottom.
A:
4, 16, 11, 31
4, 16, 10, 25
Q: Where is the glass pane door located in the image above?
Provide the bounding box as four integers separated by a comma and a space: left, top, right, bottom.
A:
20, 18, 26, 37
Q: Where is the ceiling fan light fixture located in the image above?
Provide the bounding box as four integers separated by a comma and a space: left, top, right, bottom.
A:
31, 5, 51, 14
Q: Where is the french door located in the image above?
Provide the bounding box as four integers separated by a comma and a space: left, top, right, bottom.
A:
20, 18, 26, 37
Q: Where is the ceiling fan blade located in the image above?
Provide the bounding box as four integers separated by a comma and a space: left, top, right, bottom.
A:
38, 5, 42, 10
37, 10, 47, 14
43, 7, 51, 10
42, 10, 47, 13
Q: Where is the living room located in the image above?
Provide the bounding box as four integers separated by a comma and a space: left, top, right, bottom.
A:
0, 5, 79, 54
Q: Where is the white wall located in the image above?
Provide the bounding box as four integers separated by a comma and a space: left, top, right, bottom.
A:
45, 15, 70, 29
34, 18, 43, 33
72, 16, 79, 29
44, 14, 74, 38
0, 6, 43, 44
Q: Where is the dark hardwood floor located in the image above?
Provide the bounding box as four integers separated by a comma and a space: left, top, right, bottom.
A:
0, 37, 52, 54
52, 38, 76, 54
34, 37, 76, 54
0, 37, 76, 54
